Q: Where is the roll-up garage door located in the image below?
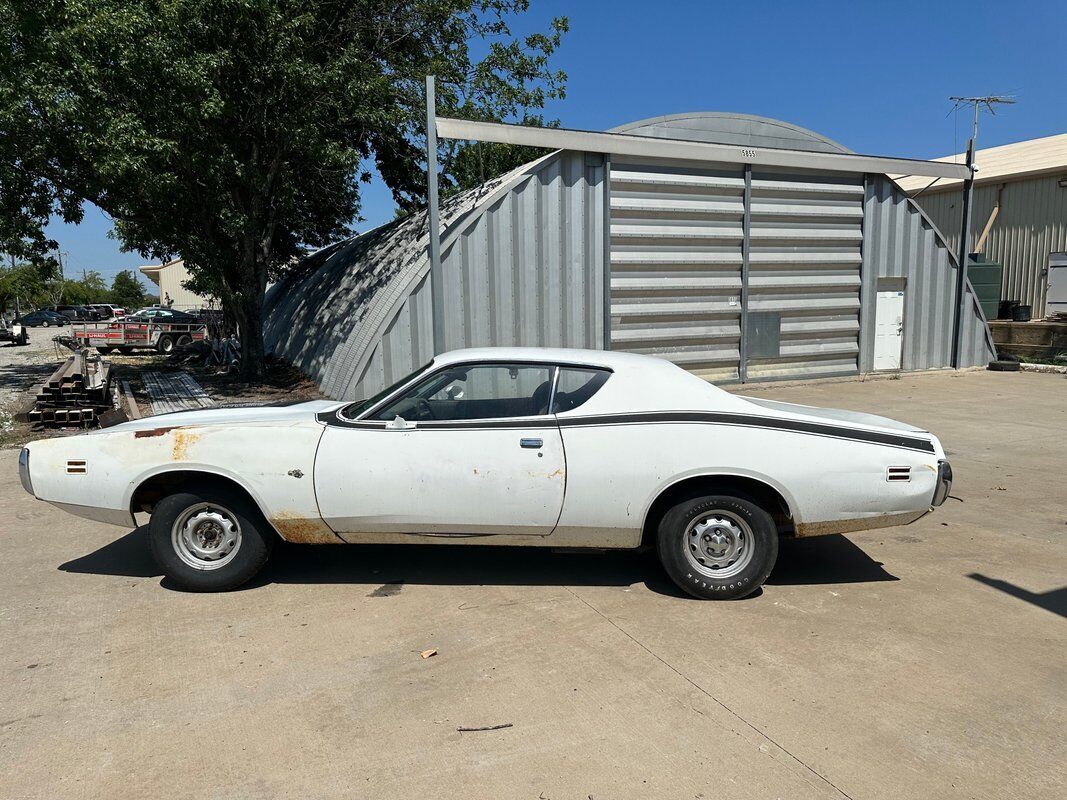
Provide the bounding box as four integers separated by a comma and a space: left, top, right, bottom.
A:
608, 160, 746, 382
745, 170, 865, 380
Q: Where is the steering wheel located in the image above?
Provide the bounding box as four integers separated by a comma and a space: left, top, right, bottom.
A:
412, 397, 434, 421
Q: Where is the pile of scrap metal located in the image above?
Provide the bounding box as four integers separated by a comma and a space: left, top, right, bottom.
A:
22, 349, 128, 428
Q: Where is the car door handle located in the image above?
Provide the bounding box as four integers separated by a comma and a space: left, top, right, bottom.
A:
519, 438, 543, 449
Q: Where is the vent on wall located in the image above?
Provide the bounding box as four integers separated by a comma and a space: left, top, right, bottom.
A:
886, 466, 911, 482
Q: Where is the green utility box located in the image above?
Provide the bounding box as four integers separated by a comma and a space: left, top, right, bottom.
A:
967, 254, 1003, 321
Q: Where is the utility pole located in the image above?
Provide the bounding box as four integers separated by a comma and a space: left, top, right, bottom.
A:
948, 95, 1014, 368
425, 75, 445, 354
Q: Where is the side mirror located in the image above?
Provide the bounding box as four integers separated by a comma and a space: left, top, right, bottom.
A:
386, 415, 415, 430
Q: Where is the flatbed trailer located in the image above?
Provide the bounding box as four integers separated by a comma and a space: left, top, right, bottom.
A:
70, 320, 208, 354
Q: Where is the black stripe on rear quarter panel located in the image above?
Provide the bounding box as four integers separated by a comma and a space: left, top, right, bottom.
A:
555, 412, 935, 452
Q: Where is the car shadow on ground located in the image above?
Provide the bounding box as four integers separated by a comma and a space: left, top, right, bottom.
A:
59, 528, 897, 598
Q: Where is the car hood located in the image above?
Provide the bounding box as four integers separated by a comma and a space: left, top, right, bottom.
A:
102, 399, 344, 434
738, 396, 928, 434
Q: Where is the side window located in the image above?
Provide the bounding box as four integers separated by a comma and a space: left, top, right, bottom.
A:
551, 368, 610, 413
373, 364, 554, 422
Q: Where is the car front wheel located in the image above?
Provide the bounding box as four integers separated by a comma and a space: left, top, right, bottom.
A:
148, 485, 274, 591
657, 494, 778, 600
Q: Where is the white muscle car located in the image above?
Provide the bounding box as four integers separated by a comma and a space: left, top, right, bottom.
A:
18, 348, 952, 598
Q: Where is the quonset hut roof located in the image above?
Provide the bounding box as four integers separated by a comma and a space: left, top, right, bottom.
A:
265, 112, 994, 400
609, 112, 853, 154
264, 159, 550, 399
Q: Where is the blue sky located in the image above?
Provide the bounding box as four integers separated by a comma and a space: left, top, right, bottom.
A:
46, 0, 1065, 285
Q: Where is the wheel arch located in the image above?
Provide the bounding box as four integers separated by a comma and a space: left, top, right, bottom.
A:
640, 472, 798, 547
128, 465, 270, 523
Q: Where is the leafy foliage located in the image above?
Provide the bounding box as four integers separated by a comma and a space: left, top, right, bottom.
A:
3, 1, 567, 378
0, 262, 149, 312
110, 269, 148, 311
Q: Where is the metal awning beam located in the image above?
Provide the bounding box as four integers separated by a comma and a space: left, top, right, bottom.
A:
436, 117, 971, 180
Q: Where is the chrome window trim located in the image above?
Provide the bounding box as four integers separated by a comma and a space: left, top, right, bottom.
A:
356, 359, 613, 423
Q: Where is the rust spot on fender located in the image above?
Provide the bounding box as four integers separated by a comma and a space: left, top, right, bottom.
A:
134, 426, 180, 438
547, 468, 563, 478
795, 510, 928, 538
172, 430, 200, 461
272, 512, 342, 544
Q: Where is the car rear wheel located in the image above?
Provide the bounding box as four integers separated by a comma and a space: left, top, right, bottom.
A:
148, 485, 274, 591
657, 494, 778, 600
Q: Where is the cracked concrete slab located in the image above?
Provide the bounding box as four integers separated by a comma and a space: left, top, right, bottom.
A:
1, 369, 1064, 798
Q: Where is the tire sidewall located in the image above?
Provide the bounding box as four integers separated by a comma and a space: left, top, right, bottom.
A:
657, 494, 778, 600
148, 485, 273, 591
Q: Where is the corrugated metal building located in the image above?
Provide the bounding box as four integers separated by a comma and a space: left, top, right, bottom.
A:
265, 112, 994, 400
896, 133, 1067, 317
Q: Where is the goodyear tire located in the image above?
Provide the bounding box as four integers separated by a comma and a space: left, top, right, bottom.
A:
148, 484, 274, 591
657, 494, 778, 600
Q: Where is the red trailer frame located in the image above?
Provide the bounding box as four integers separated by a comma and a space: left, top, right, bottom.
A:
70, 320, 208, 354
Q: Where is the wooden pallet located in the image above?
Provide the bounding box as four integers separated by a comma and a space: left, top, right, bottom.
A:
142, 371, 215, 416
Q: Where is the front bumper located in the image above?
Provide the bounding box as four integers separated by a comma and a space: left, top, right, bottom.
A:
931, 459, 952, 507
18, 447, 34, 496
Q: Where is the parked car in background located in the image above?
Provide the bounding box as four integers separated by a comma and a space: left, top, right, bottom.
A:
17, 309, 69, 328
125, 306, 199, 324
18, 347, 952, 598
46, 305, 100, 322
88, 304, 126, 320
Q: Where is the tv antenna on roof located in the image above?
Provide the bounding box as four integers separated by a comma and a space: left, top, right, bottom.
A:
949, 94, 1016, 147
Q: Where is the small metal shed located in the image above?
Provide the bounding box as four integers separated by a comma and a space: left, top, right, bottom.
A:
265, 112, 995, 400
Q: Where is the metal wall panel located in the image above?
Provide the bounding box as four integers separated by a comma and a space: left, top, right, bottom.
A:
608, 158, 746, 382
438, 151, 605, 353
745, 169, 865, 379
861, 176, 995, 371
342, 151, 606, 400
911, 175, 1067, 317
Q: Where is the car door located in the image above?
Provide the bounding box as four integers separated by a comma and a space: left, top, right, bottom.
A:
315, 362, 566, 539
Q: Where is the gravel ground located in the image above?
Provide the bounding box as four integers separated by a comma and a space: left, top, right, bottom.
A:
0, 323, 324, 448
0, 324, 78, 445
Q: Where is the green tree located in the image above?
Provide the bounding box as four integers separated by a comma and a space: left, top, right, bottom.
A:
0, 262, 48, 312
5, 1, 567, 379
110, 269, 147, 310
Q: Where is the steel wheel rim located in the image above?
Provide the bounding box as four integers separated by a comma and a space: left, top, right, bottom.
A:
171, 503, 242, 571
682, 510, 755, 579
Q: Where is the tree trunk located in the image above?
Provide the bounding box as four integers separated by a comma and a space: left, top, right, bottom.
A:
233, 288, 266, 381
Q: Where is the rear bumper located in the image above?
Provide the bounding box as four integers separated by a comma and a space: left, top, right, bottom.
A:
931, 460, 953, 507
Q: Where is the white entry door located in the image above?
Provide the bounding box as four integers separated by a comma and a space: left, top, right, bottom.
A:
873, 290, 905, 370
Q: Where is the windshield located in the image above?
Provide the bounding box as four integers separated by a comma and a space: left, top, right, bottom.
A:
342, 360, 434, 419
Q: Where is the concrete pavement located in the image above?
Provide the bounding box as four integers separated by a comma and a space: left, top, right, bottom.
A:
1, 369, 1064, 799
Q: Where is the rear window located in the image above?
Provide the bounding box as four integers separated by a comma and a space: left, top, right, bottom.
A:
551, 368, 610, 413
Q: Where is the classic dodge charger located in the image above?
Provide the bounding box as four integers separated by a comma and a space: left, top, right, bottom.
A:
18, 348, 951, 598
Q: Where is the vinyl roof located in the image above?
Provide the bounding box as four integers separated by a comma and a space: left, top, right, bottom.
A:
895, 132, 1067, 193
